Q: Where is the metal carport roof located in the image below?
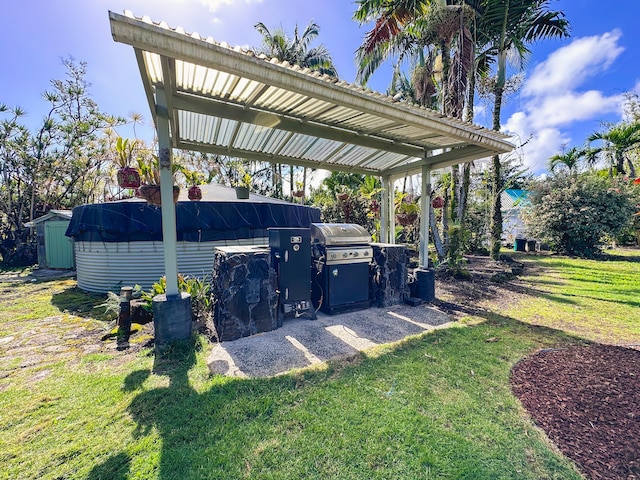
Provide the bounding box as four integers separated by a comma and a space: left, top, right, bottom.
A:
108, 10, 514, 296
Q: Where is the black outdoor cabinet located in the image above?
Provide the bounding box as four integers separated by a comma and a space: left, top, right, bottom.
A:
313, 262, 371, 314
268, 227, 314, 318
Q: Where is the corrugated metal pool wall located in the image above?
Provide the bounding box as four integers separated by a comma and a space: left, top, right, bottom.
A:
74, 238, 268, 293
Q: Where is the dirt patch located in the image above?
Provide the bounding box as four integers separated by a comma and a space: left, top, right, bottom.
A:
511, 344, 640, 480
433, 253, 536, 318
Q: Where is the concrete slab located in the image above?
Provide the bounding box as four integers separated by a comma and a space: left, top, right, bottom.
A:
207, 303, 452, 378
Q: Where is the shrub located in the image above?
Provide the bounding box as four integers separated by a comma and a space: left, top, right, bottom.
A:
141, 275, 212, 322
523, 174, 636, 258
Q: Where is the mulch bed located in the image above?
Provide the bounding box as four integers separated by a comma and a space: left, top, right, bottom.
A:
511, 344, 640, 480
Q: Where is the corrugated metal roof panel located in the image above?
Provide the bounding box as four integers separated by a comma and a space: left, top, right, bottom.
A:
111, 11, 515, 178
143, 51, 162, 84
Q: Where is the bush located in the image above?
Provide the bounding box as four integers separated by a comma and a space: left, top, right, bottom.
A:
141, 275, 212, 323
523, 174, 636, 258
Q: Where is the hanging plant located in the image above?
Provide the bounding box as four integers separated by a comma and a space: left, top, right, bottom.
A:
634, 177, 640, 185
431, 196, 444, 209
117, 167, 141, 189
188, 185, 202, 201
115, 137, 141, 189
396, 201, 419, 226
186, 170, 203, 201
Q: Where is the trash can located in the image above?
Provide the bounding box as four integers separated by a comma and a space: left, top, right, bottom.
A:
413, 268, 435, 302
514, 238, 526, 252
526, 239, 537, 252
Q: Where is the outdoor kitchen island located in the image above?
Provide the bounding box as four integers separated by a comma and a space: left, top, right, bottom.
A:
211, 224, 413, 342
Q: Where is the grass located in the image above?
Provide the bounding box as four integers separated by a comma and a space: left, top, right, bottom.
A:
505, 249, 640, 344
1, 249, 639, 479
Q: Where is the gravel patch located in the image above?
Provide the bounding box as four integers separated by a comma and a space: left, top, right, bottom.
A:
208, 303, 452, 378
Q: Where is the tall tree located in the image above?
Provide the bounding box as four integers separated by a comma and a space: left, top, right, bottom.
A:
0, 59, 118, 266
254, 21, 338, 78
548, 146, 584, 174
355, 0, 480, 262
588, 122, 640, 177
254, 20, 337, 199
480, 0, 569, 259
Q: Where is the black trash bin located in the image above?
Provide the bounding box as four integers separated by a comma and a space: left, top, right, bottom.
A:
413, 268, 435, 302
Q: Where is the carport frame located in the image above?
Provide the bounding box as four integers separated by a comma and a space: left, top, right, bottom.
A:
109, 11, 514, 297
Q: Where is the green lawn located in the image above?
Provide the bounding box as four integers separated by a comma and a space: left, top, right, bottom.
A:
1, 249, 638, 480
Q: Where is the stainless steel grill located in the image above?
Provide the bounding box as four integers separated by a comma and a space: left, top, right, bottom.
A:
310, 223, 373, 264
310, 223, 372, 314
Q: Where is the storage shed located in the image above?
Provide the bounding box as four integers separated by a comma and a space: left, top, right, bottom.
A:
25, 210, 74, 269
501, 189, 530, 245
65, 184, 320, 292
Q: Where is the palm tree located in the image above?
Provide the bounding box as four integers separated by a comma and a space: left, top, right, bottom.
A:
355, 0, 478, 117
254, 21, 338, 78
355, 0, 482, 262
587, 122, 640, 177
480, 0, 570, 259
548, 147, 584, 174
254, 20, 337, 199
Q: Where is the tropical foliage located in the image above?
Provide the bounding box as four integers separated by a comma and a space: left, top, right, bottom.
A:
523, 174, 637, 258
0, 59, 121, 266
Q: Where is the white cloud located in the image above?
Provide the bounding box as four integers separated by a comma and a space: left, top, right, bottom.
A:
508, 127, 570, 173
503, 30, 628, 174
199, 0, 263, 13
526, 90, 624, 130
523, 30, 624, 97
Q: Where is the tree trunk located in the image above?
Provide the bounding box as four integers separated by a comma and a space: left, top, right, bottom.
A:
289, 164, 294, 197
450, 165, 459, 223
302, 167, 308, 197
489, 82, 505, 260
429, 207, 445, 261
616, 151, 626, 175
457, 162, 471, 225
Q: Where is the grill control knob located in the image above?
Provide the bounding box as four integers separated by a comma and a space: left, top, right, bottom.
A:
364, 251, 369, 256
330, 253, 336, 259
354, 251, 359, 257
343, 252, 348, 258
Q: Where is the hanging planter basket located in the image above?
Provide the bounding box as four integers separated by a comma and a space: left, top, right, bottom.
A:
395, 212, 418, 226
634, 177, 640, 185
117, 167, 141, 189
188, 185, 202, 201
136, 184, 180, 206
431, 196, 444, 209
292, 190, 304, 198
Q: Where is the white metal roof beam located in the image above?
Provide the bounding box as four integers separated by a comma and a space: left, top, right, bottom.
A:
134, 48, 158, 128
177, 140, 379, 175
160, 55, 180, 146
385, 145, 492, 177
172, 93, 425, 158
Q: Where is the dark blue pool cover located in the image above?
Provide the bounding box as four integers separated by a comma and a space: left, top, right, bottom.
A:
66, 199, 321, 242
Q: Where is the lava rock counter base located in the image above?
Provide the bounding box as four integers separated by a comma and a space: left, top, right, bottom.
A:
369, 243, 410, 307
211, 246, 279, 342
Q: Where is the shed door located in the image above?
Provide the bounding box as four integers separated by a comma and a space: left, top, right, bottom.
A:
45, 221, 74, 269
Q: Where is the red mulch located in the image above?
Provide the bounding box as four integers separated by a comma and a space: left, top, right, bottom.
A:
511, 344, 640, 480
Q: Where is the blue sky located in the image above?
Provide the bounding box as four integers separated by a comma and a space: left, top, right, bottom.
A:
3, 0, 639, 175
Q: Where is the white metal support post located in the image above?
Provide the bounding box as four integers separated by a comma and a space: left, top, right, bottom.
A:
381, 176, 390, 243
419, 164, 431, 267
155, 88, 180, 298
388, 176, 396, 244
